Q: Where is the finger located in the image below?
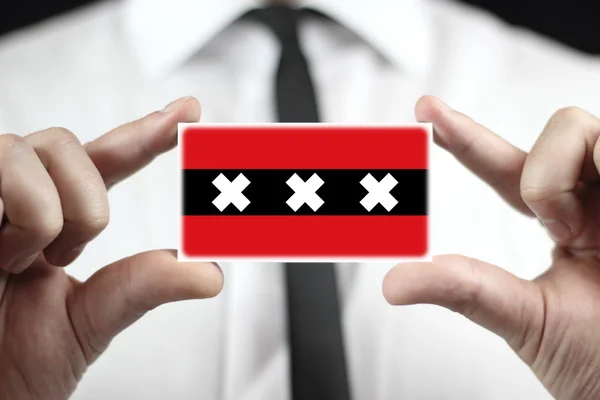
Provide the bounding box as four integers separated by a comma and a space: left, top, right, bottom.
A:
66, 250, 223, 364
520, 107, 600, 243
25, 128, 109, 266
415, 95, 533, 216
85, 96, 201, 190
0, 135, 63, 273
383, 254, 545, 365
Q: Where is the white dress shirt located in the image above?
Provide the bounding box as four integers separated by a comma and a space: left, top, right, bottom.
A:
1, 0, 600, 399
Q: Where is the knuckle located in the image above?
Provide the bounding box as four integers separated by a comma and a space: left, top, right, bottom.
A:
453, 258, 484, 319
128, 116, 160, 160
0, 133, 25, 145
0, 134, 27, 156
31, 213, 64, 242
118, 260, 153, 313
76, 185, 110, 234
520, 185, 552, 205
550, 106, 589, 123
488, 166, 519, 192
82, 210, 110, 234
46, 127, 81, 148
454, 133, 479, 158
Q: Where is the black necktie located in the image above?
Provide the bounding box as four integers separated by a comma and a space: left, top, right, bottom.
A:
245, 6, 351, 400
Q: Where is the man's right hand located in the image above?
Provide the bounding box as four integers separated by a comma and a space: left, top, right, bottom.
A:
0, 97, 224, 400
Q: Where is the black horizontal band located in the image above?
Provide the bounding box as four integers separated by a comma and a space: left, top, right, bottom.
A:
183, 169, 427, 216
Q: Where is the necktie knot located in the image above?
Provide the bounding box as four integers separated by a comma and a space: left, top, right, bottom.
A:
244, 5, 321, 122
245, 5, 303, 47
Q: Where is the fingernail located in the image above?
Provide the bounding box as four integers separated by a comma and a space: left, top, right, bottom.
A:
57, 244, 87, 266
161, 96, 191, 113
212, 262, 224, 278
543, 219, 571, 242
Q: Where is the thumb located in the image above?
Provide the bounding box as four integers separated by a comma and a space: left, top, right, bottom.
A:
383, 254, 545, 364
66, 250, 223, 364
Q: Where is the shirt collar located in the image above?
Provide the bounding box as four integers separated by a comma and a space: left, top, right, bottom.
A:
122, 0, 434, 77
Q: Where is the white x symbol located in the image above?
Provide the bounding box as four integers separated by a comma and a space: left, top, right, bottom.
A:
212, 173, 251, 212
360, 173, 398, 212
286, 173, 324, 212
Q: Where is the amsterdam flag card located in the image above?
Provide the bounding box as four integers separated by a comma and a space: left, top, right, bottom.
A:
178, 124, 431, 262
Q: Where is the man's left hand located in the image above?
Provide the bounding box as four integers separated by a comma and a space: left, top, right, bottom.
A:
384, 96, 600, 400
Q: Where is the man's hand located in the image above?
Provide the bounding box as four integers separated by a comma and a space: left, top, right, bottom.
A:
0, 97, 224, 400
383, 96, 600, 400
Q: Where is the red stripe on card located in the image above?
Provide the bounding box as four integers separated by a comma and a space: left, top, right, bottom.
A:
181, 126, 428, 170
181, 215, 427, 258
